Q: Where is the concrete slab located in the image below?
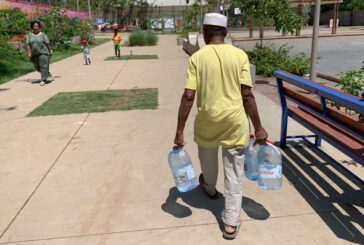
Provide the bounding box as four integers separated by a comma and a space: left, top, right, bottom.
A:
0, 114, 86, 236
2, 213, 361, 244
0, 109, 324, 242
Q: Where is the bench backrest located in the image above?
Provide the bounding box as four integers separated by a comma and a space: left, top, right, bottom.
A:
276, 71, 364, 114
275, 70, 364, 138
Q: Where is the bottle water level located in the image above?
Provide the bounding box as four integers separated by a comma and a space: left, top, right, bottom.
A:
172, 161, 198, 192
244, 134, 259, 181
244, 146, 259, 181
258, 162, 282, 190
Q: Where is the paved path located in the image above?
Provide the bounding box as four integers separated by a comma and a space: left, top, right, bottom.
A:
0, 35, 363, 244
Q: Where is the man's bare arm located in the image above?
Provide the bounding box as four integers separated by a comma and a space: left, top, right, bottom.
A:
241, 84, 268, 144
174, 89, 196, 147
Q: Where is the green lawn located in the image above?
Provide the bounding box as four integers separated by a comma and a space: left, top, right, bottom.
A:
0, 39, 109, 85
28, 88, 158, 117
105, 55, 158, 60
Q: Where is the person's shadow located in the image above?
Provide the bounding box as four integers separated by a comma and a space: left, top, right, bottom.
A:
30, 79, 53, 85
161, 186, 270, 231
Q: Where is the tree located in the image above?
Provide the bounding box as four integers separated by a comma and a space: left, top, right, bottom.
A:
206, 0, 219, 12
35, 7, 93, 46
135, 0, 152, 29
342, 0, 364, 11
232, 0, 303, 46
182, 2, 200, 31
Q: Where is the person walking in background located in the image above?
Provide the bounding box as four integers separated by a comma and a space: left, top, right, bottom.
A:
26, 20, 53, 86
112, 29, 122, 58
81, 39, 91, 65
174, 13, 268, 240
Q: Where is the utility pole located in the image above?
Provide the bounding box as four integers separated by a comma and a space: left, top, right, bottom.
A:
87, 0, 92, 20
249, 12, 253, 38
332, 0, 339, 34
77, 0, 79, 11
180, 0, 182, 32
296, 0, 302, 36
310, 0, 321, 80
200, 0, 203, 33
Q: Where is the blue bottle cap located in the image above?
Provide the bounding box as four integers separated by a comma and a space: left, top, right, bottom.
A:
173, 146, 181, 153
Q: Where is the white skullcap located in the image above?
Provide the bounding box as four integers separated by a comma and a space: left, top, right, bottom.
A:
203, 13, 227, 28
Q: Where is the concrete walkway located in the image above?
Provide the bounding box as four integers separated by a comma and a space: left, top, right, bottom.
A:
0, 35, 363, 244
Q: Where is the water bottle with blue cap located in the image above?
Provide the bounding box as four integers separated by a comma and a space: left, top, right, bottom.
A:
257, 141, 282, 190
168, 146, 198, 192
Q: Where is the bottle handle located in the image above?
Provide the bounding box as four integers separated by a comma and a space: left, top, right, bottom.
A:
264, 141, 282, 154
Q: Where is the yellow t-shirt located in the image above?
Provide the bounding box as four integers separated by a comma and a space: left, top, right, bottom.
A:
113, 34, 122, 45
185, 44, 252, 148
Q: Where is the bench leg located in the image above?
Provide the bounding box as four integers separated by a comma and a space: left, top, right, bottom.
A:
280, 109, 288, 148
315, 135, 322, 147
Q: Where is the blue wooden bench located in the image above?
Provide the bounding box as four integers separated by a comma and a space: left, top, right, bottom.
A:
275, 70, 364, 184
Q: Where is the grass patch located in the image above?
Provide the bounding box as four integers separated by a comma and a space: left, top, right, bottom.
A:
28, 88, 158, 117
0, 38, 109, 85
105, 55, 158, 60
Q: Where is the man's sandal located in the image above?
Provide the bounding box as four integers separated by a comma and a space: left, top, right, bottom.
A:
198, 174, 219, 200
223, 225, 240, 240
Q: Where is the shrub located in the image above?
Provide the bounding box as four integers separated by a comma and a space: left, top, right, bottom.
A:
180, 27, 194, 38
144, 30, 158, 46
34, 7, 94, 47
285, 54, 310, 76
331, 64, 364, 120
0, 9, 28, 41
0, 41, 27, 74
129, 30, 144, 46
128, 30, 158, 46
337, 69, 364, 97
246, 44, 309, 77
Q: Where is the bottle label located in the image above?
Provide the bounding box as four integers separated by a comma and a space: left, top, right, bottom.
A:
259, 165, 282, 179
175, 164, 196, 183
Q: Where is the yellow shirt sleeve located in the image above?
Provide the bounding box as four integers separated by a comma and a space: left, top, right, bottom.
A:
239, 53, 253, 88
185, 56, 197, 90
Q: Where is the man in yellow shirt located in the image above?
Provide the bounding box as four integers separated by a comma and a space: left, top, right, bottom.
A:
174, 13, 268, 240
112, 29, 122, 58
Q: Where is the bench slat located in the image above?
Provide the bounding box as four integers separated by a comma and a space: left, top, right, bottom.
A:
289, 105, 364, 161
283, 85, 364, 136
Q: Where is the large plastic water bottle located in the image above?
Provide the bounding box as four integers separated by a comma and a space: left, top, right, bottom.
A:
244, 134, 260, 181
257, 142, 282, 190
168, 146, 198, 192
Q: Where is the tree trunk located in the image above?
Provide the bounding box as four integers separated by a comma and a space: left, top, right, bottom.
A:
259, 16, 264, 47
296, 0, 302, 36
249, 13, 253, 38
